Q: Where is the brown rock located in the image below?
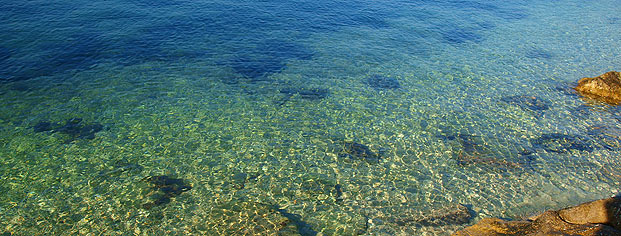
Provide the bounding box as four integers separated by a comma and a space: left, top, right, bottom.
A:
575, 71, 621, 105
559, 197, 621, 229
452, 196, 621, 236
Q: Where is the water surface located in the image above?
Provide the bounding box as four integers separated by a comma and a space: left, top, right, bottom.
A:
1, 0, 620, 235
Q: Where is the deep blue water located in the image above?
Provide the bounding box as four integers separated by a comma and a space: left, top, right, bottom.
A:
1, 0, 620, 235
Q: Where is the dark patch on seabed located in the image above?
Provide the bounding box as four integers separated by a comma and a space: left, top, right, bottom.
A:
0, 32, 182, 82
1, 18, 213, 83
142, 175, 192, 209
1, 33, 102, 82
587, 125, 621, 149
441, 133, 533, 171
276, 208, 318, 236
339, 141, 382, 163
366, 75, 401, 90
229, 54, 286, 82
0, 0, 397, 83
525, 47, 554, 59
531, 133, 594, 153
33, 118, 104, 142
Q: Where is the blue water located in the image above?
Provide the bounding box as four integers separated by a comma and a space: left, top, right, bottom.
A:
1, 0, 620, 235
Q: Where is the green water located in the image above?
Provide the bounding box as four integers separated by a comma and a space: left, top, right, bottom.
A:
1, 0, 620, 235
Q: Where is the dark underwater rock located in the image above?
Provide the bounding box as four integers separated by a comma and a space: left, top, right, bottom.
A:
33, 118, 103, 141
587, 125, 621, 149
231, 54, 285, 81
142, 175, 192, 209
444, 133, 529, 170
231, 172, 248, 190
33, 121, 54, 132
501, 95, 550, 111
334, 184, 343, 203
56, 118, 103, 140
340, 142, 381, 163
445, 134, 489, 156
531, 133, 594, 153
575, 71, 621, 105
525, 47, 553, 59
366, 75, 401, 90
276, 208, 318, 236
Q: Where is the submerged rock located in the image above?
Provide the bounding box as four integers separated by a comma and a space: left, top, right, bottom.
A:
366, 75, 401, 90
452, 196, 621, 236
32, 118, 104, 141
33, 121, 55, 132
339, 141, 381, 163
575, 71, 621, 105
587, 125, 621, 149
56, 118, 103, 140
531, 133, 594, 153
230, 55, 284, 81
524, 47, 553, 59
441, 133, 529, 171
276, 208, 319, 236
142, 175, 192, 209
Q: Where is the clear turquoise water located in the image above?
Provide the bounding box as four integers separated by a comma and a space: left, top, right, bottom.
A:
1, 0, 620, 235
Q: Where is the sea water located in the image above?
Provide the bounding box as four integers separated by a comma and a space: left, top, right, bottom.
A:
0, 0, 620, 235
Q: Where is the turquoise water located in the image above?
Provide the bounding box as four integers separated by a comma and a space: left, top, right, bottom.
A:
1, 0, 620, 235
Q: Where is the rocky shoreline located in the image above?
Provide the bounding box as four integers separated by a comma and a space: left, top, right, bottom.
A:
453, 71, 621, 236
453, 196, 621, 236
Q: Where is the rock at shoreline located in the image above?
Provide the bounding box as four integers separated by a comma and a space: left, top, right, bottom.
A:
452, 196, 621, 236
575, 71, 621, 105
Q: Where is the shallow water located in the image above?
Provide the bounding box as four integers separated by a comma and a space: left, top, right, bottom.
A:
1, 0, 620, 235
